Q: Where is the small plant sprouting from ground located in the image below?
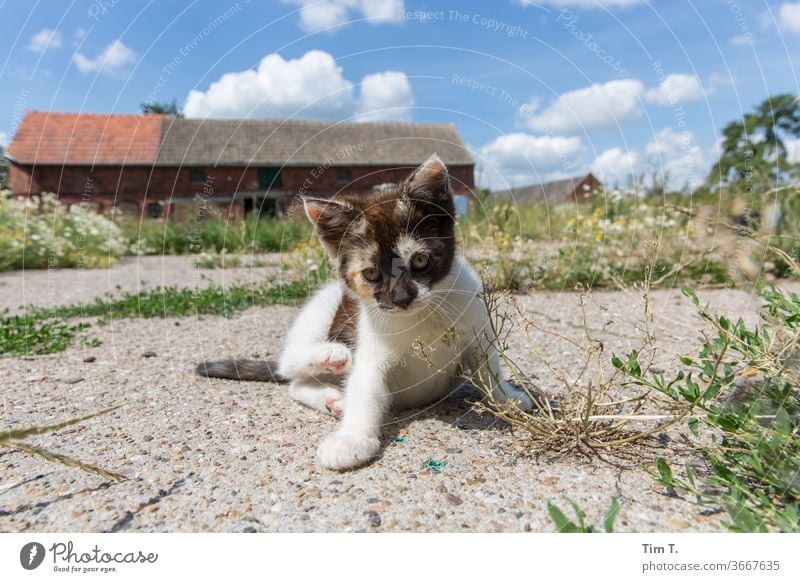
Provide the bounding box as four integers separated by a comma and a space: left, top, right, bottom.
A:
1, 405, 127, 482
619, 286, 800, 532
472, 251, 799, 531
547, 497, 620, 533
470, 269, 686, 454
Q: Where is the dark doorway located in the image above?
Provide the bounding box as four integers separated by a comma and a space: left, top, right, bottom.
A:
243, 196, 277, 218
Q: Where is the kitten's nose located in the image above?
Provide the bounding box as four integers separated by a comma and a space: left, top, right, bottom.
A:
393, 294, 414, 309
391, 285, 415, 309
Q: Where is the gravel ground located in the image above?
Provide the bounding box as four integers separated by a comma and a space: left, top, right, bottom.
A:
2, 259, 797, 533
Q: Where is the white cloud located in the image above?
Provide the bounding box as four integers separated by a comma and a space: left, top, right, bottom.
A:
478, 133, 585, 189
645, 73, 705, 106
27, 28, 63, 53
73, 40, 137, 75
520, 79, 644, 135
786, 138, 800, 163
730, 33, 754, 45
779, 2, 800, 32
644, 127, 708, 190
185, 50, 354, 119
184, 50, 414, 122
708, 71, 735, 92
284, 0, 404, 33
0, 131, 8, 149
357, 71, 414, 122
591, 147, 640, 186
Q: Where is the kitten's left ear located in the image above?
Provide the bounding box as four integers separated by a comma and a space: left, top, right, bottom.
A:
302, 195, 358, 256
405, 153, 452, 203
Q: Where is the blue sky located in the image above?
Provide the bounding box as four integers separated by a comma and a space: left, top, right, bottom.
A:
1, 0, 799, 191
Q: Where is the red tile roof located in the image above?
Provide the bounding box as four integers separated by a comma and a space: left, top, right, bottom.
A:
5, 111, 475, 167
6, 111, 165, 165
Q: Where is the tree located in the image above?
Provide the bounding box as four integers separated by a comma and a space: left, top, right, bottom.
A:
709, 94, 800, 192
140, 100, 182, 116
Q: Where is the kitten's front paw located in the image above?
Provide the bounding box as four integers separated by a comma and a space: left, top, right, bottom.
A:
311, 343, 352, 376
316, 433, 380, 470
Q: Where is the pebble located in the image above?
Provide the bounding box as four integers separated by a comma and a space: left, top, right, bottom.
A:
143, 351, 157, 358
83, 356, 97, 363
445, 494, 463, 506
63, 376, 84, 384
445, 448, 462, 454
366, 511, 381, 528
243, 526, 257, 533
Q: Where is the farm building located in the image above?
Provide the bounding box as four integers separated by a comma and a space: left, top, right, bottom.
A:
4, 111, 475, 219
494, 173, 602, 205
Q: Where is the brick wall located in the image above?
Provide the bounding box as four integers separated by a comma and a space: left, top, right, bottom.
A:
8, 163, 475, 217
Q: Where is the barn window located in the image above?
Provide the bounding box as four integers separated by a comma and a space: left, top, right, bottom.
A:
189, 170, 206, 185
336, 170, 351, 185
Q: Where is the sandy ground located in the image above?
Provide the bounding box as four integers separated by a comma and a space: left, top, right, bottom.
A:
2, 258, 797, 533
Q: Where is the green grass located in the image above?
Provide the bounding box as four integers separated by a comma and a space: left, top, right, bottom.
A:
614, 286, 800, 532
0, 314, 94, 356
32, 280, 311, 322
118, 214, 313, 255
0, 280, 312, 357
547, 497, 620, 533
464, 187, 800, 291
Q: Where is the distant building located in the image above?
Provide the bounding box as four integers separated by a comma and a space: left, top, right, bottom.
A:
494, 173, 602, 205
4, 111, 475, 219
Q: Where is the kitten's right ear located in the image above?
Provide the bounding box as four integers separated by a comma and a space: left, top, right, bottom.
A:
302, 196, 358, 254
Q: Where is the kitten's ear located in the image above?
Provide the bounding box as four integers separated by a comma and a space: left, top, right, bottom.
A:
302, 196, 358, 255
405, 153, 452, 204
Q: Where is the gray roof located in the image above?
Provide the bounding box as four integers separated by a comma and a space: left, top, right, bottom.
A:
156, 118, 473, 167
494, 173, 599, 204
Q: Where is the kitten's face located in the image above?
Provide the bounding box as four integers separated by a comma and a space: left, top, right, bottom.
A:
304, 155, 456, 313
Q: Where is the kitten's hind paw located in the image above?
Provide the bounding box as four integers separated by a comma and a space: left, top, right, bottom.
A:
494, 381, 536, 411
324, 392, 344, 416
316, 433, 380, 470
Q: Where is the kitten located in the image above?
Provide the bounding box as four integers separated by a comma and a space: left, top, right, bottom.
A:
198, 154, 534, 470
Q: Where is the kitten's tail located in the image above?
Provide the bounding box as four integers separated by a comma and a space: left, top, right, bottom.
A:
195, 359, 289, 384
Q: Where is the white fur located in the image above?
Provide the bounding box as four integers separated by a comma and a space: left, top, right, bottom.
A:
278, 256, 533, 471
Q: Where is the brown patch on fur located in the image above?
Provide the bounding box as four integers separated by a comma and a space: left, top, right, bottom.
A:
346, 269, 374, 299
328, 293, 359, 348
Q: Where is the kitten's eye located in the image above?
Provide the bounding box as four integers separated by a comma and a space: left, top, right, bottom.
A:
362, 267, 381, 282
410, 254, 430, 271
